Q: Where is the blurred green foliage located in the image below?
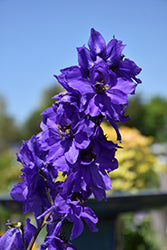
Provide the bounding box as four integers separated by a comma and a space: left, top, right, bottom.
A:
0, 149, 21, 192
21, 83, 64, 140
0, 95, 22, 152
122, 213, 160, 250
122, 95, 167, 142
143, 97, 167, 142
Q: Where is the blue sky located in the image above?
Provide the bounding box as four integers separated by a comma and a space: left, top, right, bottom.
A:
0, 0, 167, 124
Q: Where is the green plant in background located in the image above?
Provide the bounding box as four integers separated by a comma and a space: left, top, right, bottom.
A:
122, 213, 160, 250
0, 149, 23, 232
121, 95, 167, 142
21, 83, 64, 140
143, 97, 167, 142
101, 123, 167, 191
0, 149, 22, 192
0, 95, 22, 153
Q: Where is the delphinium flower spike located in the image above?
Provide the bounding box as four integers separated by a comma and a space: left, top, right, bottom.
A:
0, 28, 141, 250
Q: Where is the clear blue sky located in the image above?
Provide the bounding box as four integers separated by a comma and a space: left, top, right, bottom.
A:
0, 0, 167, 124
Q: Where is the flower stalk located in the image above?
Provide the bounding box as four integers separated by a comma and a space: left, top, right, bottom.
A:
0, 28, 141, 249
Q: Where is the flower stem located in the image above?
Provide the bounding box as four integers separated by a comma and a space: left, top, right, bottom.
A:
27, 211, 52, 250
20, 225, 27, 250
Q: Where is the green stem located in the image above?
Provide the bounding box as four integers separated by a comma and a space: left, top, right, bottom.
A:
27, 211, 52, 250
20, 225, 27, 250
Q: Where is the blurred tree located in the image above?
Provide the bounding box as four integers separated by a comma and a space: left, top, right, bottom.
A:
39, 82, 64, 108
119, 94, 146, 134
22, 82, 64, 140
119, 95, 167, 142
0, 95, 21, 152
0, 149, 21, 192
143, 96, 167, 142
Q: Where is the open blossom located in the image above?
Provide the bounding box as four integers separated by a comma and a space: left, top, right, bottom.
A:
62, 126, 118, 200
57, 62, 135, 123
10, 136, 59, 219
39, 97, 95, 171
40, 216, 77, 250
38, 193, 98, 242
55, 28, 141, 126
78, 28, 142, 84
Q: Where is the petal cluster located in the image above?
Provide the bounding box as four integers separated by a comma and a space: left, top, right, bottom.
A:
56, 28, 141, 125
7, 28, 141, 249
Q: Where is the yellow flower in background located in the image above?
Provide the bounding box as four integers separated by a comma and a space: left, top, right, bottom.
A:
101, 123, 167, 191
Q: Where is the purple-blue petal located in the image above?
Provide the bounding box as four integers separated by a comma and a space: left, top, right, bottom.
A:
64, 140, 79, 164
88, 28, 106, 57
10, 182, 28, 202
70, 217, 84, 240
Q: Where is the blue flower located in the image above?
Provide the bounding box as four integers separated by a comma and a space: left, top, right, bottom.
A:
10, 136, 59, 219
39, 98, 95, 170
37, 193, 98, 242
62, 126, 118, 200
0, 219, 36, 250
55, 28, 141, 127
0, 228, 24, 250
79, 28, 142, 84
